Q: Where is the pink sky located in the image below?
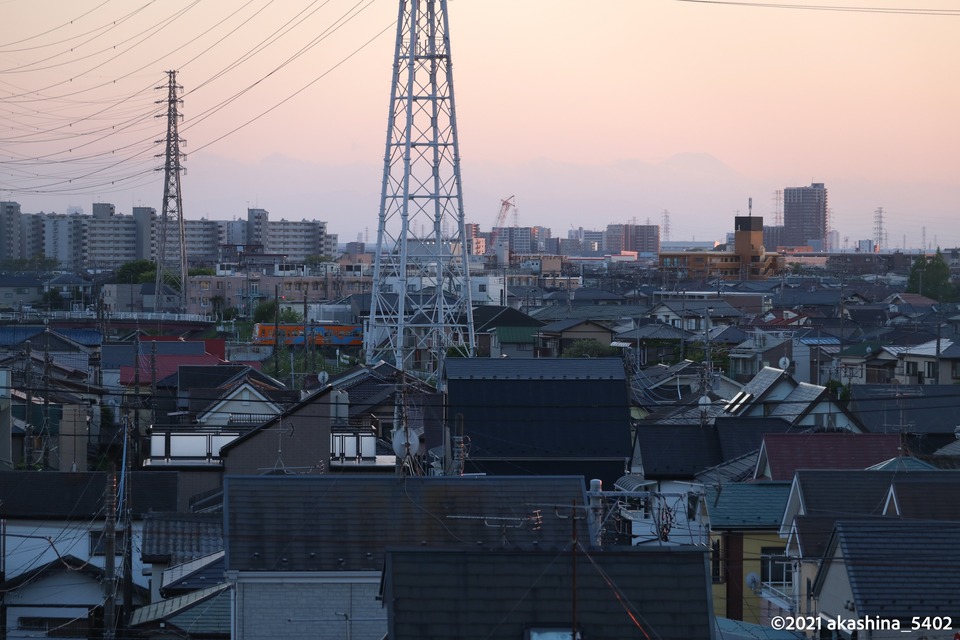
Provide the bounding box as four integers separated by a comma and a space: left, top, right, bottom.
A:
2, 1, 958, 249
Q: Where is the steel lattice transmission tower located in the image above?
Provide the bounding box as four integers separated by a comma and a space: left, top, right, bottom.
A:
154, 70, 187, 312
365, 0, 475, 384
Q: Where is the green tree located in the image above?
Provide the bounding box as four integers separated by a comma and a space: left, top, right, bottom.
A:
42, 289, 64, 310
253, 300, 302, 323
561, 339, 620, 358
116, 259, 156, 284
907, 250, 954, 302
189, 267, 215, 277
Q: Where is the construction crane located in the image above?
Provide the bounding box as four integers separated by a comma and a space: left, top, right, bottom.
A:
489, 195, 515, 253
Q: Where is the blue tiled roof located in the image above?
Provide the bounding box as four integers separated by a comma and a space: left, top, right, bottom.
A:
705, 482, 791, 529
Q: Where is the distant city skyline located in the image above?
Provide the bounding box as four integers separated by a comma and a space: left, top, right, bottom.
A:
2, 1, 958, 249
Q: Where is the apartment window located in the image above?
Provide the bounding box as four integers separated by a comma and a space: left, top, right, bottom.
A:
200, 281, 210, 290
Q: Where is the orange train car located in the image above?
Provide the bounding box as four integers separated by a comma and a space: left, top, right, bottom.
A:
251, 323, 363, 347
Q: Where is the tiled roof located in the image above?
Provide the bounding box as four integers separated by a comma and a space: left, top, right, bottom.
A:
445, 356, 625, 380
705, 482, 791, 529
760, 433, 902, 481
492, 325, 538, 344
848, 384, 960, 434
142, 512, 224, 565
696, 450, 760, 485
635, 424, 724, 479
161, 551, 225, 595
384, 547, 713, 640
129, 583, 230, 635
887, 472, 960, 519
224, 475, 588, 573
768, 382, 825, 422
714, 416, 794, 460
0, 471, 178, 519
790, 515, 842, 559
794, 470, 898, 518
825, 519, 960, 617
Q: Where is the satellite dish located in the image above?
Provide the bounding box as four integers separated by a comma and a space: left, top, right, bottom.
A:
391, 427, 421, 458
318, 371, 329, 386
778, 356, 790, 370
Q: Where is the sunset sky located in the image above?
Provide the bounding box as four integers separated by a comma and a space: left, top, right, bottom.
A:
2, 0, 958, 249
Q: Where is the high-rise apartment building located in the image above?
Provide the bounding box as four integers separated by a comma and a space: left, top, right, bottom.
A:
0, 201, 22, 263
783, 182, 828, 250
604, 223, 660, 254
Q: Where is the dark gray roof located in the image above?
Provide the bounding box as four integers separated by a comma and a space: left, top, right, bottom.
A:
821, 519, 960, 617
0, 471, 178, 519
888, 472, 960, 519
794, 470, 898, 518
538, 318, 613, 334
445, 357, 625, 380
634, 424, 723, 479
848, 384, 960, 435
224, 475, 589, 573
384, 547, 713, 640
705, 482, 791, 529
101, 340, 207, 368
714, 417, 794, 460
142, 512, 224, 565
769, 382, 826, 422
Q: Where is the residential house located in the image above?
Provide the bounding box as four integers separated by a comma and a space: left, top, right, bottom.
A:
535, 318, 614, 356
383, 547, 715, 640
633, 417, 794, 491
847, 384, 960, 454
0, 471, 178, 637
223, 474, 591, 640
753, 432, 901, 481
774, 470, 900, 620
443, 358, 632, 486
705, 482, 792, 624
812, 519, 960, 639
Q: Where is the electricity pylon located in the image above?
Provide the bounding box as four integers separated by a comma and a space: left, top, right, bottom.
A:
154, 70, 187, 312
365, 0, 475, 386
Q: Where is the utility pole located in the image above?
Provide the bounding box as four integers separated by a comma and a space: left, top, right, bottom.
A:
274, 284, 281, 379
103, 467, 117, 640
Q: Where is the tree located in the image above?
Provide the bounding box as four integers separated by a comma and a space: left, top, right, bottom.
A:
116, 260, 155, 284
253, 300, 302, 324
907, 250, 954, 302
561, 339, 620, 358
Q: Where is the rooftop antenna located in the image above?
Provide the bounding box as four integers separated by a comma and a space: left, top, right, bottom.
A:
748, 197, 753, 217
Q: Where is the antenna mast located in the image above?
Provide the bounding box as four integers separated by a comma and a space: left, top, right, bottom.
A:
365, 0, 475, 386
154, 70, 187, 312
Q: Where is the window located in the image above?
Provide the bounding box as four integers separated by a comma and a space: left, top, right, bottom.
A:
18, 617, 91, 638
711, 538, 725, 583
905, 361, 918, 375
89, 530, 106, 555
478, 284, 487, 293
760, 546, 791, 587
925, 361, 936, 378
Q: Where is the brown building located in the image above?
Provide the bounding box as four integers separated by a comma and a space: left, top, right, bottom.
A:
659, 215, 783, 281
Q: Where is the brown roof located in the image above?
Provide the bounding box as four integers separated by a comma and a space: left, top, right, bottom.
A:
760, 432, 902, 481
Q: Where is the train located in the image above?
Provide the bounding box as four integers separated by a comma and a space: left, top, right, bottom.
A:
251, 323, 363, 347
